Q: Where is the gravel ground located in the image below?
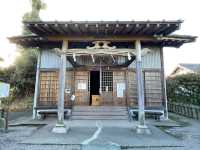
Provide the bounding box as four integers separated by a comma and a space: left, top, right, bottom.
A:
0, 113, 199, 150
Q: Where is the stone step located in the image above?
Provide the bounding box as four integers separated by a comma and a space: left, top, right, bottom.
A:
73, 107, 127, 111
72, 110, 127, 113
72, 106, 129, 120
71, 115, 129, 120
72, 112, 128, 116
73, 106, 127, 109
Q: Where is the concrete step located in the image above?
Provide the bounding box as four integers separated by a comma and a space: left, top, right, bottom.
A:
72, 106, 129, 120
74, 106, 127, 109
72, 112, 128, 116
71, 115, 129, 120
73, 106, 127, 111
73, 109, 127, 112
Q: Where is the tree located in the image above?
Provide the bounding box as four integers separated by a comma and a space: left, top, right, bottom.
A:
13, 0, 47, 96
0, 0, 46, 98
23, 0, 46, 35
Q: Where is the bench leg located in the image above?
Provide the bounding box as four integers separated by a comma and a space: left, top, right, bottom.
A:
159, 112, 165, 120
37, 113, 45, 120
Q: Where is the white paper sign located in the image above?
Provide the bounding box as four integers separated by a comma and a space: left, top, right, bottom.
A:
78, 83, 87, 90
0, 82, 10, 98
117, 83, 125, 98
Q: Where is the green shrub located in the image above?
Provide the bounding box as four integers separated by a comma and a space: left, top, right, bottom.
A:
167, 74, 200, 106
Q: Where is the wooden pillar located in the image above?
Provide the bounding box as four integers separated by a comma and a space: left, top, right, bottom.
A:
33, 50, 41, 119
160, 48, 168, 120
52, 40, 68, 133
57, 41, 67, 122
135, 40, 150, 134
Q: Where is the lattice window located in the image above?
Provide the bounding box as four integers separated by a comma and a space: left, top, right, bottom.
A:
102, 71, 113, 92
39, 71, 58, 106
144, 71, 162, 107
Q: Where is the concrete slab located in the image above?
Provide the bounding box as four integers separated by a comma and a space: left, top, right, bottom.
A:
21, 125, 96, 145
20, 123, 183, 148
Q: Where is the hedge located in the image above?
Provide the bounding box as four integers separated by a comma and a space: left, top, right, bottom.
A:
166, 74, 200, 106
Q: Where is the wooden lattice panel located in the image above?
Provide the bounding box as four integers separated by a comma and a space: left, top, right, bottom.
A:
102, 71, 113, 92
39, 71, 59, 106
101, 71, 113, 105
127, 71, 137, 106
144, 71, 163, 107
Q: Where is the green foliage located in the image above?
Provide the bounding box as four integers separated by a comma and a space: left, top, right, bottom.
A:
11, 0, 46, 97
11, 48, 38, 97
0, 49, 38, 98
22, 0, 46, 35
0, 0, 46, 99
167, 74, 200, 106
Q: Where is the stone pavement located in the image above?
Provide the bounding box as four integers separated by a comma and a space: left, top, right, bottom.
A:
20, 123, 182, 147
0, 113, 199, 150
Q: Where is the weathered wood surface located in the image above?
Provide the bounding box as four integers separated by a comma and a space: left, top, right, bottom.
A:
127, 70, 163, 107
113, 71, 126, 106
74, 71, 89, 105
37, 69, 164, 108
64, 71, 74, 105
144, 71, 162, 107
39, 71, 59, 106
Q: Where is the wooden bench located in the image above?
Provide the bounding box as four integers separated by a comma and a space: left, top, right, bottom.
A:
128, 107, 164, 120
35, 106, 72, 120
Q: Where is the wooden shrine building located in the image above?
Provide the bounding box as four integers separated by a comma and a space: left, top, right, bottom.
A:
9, 20, 196, 125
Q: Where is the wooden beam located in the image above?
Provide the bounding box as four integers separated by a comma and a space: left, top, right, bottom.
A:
33, 24, 48, 35
84, 23, 89, 34
40, 24, 55, 34
153, 24, 170, 35
163, 24, 180, 35
105, 24, 109, 35
113, 24, 119, 34
74, 24, 82, 34
139, 24, 151, 34
145, 24, 160, 35
48, 35, 157, 42
47, 24, 62, 34
122, 24, 134, 34
134, 24, 147, 35
56, 24, 67, 35
95, 24, 99, 34
63, 24, 73, 34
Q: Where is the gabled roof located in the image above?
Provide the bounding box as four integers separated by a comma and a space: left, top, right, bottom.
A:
8, 20, 197, 49
24, 20, 183, 36
169, 63, 200, 77
179, 63, 200, 73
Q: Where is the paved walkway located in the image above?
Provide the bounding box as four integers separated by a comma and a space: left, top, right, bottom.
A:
0, 113, 199, 150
